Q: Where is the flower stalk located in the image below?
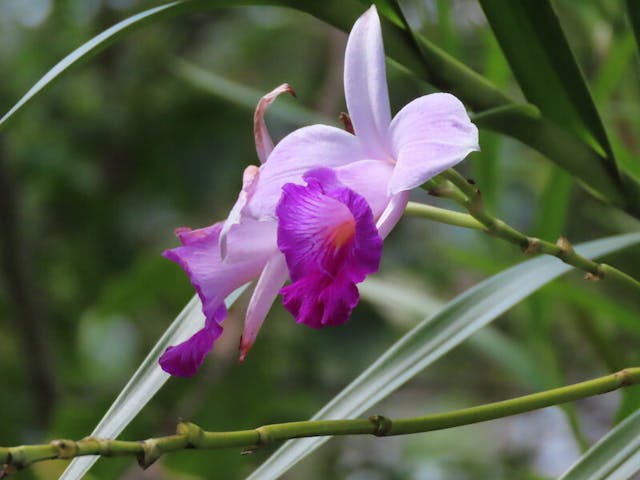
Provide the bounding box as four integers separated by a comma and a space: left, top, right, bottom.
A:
417, 168, 640, 292
404, 202, 485, 231
2, 368, 639, 475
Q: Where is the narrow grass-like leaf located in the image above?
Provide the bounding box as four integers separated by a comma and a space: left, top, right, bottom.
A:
557, 285, 640, 336
3, 0, 640, 214
0, 0, 362, 131
560, 407, 640, 480
476, 1, 640, 215
171, 58, 328, 125
627, 0, 640, 56
0, 1, 185, 130
362, 277, 545, 389
248, 233, 640, 480
472, 30, 510, 212
534, 167, 573, 240
435, 0, 459, 55
60, 286, 247, 480
473, 105, 625, 208
592, 32, 636, 105
383, 3, 638, 216
479, 0, 614, 164
359, 276, 442, 324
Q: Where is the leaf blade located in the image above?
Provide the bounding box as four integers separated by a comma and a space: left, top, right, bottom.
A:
479, 0, 614, 163
0, 1, 185, 130
247, 233, 640, 480
560, 407, 640, 480
60, 286, 247, 480
2, 0, 639, 214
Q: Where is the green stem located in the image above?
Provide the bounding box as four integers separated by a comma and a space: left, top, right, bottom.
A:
428, 169, 640, 292
1, 369, 639, 473
404, 202, 486, 230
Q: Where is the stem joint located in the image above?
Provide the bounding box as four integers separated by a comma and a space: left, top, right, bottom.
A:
369, 415, 393, 436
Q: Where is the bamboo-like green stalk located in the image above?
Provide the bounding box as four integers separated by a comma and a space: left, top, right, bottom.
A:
1, 368, 638, 474
419, 169, 640, 292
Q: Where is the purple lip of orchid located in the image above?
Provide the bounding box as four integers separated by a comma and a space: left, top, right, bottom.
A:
277, 168, 383, 329
160, 5, 479, 377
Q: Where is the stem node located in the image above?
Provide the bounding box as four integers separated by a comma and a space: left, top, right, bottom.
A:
177, 422, 204, 448
255, 426, 273, 446
555, 236, 575, 260
615, 368, 634, 387
369, 415, 393, 436
137, 440, 161, 469
51, 439, 78, 459
524, 237, 542, 254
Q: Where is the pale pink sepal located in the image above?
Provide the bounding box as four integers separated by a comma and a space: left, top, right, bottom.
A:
344, 5, 392, 159
247, 124, 364, 220
333, 159, 394, 218
254, 83, 296, 164
376, 190, 410, 239
239, 253, 288, 362
219, 165, 260, 259
388, 93, 479, 195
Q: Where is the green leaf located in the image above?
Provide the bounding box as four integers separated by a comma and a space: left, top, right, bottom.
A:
0, 0, 349, 131
555, 284, 640, 336
380, 3, 638, 216
59, 287, 247, 480
0, 1, 186, 130
592, 32, 637, 105
247, 233, 640, 480
171, 58, 328, 125
2, 0, 639, 215
472, 104, 625, 209
559, 406, 640, 480
475, 0, 640, 215
362, 276, 546, 389
627, 0, 640, 56
479, 0, 615, 167
472, 30, 511, 212
533, 167, 573, 240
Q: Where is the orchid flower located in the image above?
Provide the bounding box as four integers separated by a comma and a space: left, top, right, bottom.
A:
160, 5, 478, 377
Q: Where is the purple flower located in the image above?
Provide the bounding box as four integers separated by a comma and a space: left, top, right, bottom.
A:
160, 5, 478, 377
277, 168, 382, 328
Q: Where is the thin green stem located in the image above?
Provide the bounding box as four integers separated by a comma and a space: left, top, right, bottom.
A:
1, 369, 638, 474
404, 202, 486, 230
424, 169, 640, 292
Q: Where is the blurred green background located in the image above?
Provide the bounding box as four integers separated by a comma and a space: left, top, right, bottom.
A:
0, 0, 639, 478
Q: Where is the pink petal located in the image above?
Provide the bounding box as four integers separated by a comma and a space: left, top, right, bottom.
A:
247, 124, 364, 219
254, 83, 296, 164
239, 253, 288, 362
344, 5, 392, 159
388, 93, 479, 194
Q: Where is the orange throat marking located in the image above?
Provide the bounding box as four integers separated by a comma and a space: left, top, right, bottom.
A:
328, 218, 356, 249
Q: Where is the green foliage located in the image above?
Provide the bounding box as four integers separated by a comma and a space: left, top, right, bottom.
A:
560, 407, 640, 480
0, 1, 639, 479
249, 234, 640, 480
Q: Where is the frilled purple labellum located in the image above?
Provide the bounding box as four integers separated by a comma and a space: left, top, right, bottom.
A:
277, 168, 382, 328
